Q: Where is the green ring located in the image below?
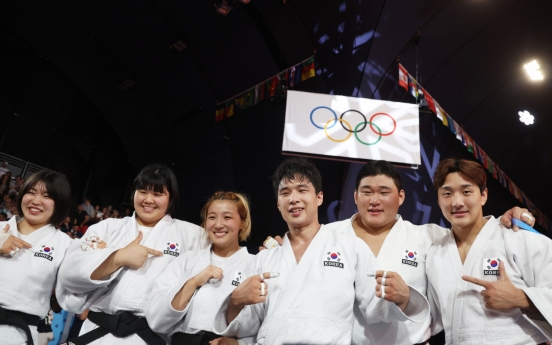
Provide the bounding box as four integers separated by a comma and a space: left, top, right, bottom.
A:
354, 121, 382, 146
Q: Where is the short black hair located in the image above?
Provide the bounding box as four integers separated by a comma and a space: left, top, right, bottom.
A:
356, 160, 403, 192
17, 170, 72, 226
131, 164, 180, 215
272, 157, 322, 198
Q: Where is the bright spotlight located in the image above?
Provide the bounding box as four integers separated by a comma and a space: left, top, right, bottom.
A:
524, 60, 544, 81
518, 110, 534, 125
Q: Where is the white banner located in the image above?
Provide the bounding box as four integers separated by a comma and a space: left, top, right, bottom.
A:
282, 91, 421, 165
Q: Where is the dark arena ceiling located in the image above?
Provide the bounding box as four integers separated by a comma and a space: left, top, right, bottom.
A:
1, 0, 551, 234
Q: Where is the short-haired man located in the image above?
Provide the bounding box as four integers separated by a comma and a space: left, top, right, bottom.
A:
324, 160, 535, 345
427, 158, 552, 344
214, 158, 430, 344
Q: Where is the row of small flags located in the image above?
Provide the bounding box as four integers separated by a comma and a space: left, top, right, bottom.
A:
215, 56, 316, 122
399, 63, 551, 231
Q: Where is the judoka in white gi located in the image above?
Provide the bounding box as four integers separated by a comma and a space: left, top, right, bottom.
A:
427, 158, 552, 344
147, 191, 255, 345
56, 164, 209, 345
323, 160, 534, 345
213, 157, 430, 345
0, 170, 73, 345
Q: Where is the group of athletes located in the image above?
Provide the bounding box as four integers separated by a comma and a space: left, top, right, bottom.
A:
0, 156, 551, 345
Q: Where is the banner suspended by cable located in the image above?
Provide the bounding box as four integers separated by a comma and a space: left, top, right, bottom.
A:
282, 90, 421, 166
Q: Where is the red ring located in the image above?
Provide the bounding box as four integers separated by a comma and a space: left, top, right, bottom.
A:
369, 112, 396, 136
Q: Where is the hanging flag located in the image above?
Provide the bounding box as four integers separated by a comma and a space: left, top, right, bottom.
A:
435, 103, 445, 122
398, 64, 408, 91
294, 65, 302, 86
463, 133, 475, 153
288, 66, 297, 88
235, 95, 245, 109
499, 169, 508, 188
481, 149, 489, 169
453, 121, 463, 141
267, 76, 279, 98
215, 106, 225, 122
225, 100, 234, 118
254, 83, 265, 104
423, 88, 437, 114
301, 58, 315, 81
446, 114, 456, 135
508, 178, 514, 195
408, 75, 418, 98
279, 71, 288, 88
487, 158, 494, 175
243, 89, 254, 108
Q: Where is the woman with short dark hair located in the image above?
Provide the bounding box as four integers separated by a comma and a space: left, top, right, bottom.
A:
0, 169, 73, 345
57, 163, 210, 345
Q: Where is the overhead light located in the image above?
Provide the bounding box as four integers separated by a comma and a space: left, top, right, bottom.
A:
214, 1, 232, 15
524, 60, 544, 81
518, 110, 534, 125
239, 0, 251, 3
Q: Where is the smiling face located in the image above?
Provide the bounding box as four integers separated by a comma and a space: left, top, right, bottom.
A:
20, 182, 55, 229
354, 174, 405, 232
205, 200, 243, 251
277, 175, 323, 230
134, 187, 169, 227
437, 172, 487, 232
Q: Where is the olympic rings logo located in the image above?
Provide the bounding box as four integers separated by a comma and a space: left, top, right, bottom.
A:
309, 107, 397, 146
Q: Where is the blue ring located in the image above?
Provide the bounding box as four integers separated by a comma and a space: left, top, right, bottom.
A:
310, 106, 337, 129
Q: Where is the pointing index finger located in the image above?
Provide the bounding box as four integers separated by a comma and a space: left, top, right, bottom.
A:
462, 275, 491, 289
146, 247, 163, 256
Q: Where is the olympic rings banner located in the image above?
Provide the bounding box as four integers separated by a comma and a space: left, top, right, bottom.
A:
283, 91, 421, 165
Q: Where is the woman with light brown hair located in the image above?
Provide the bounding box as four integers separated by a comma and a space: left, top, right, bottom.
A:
146, 191, 254, 345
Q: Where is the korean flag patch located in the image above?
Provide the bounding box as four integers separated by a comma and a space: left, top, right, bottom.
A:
401, 249, 418, 267
231, 271, 243, 286
483, 258, 501, 275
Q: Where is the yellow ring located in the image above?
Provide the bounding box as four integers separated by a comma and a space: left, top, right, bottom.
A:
324, 118, 352, 142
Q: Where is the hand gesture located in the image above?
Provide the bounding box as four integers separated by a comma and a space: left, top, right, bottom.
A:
462, 261, 529, 310
500, 207, 535, 231
258, 235, 283, 252
374, 270, 410, 311
231, 272, 279, 306
192, 265, 223, 287
81, 236, 107, 251
0, 224, 33, 256
114, 231, 162, 269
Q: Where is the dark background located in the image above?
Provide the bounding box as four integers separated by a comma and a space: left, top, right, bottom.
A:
1, 0, 551, 250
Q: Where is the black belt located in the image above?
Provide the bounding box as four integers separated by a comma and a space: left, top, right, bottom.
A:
0, 306, 41, 345
171, 331, 220, 345
65, 310, 165, 345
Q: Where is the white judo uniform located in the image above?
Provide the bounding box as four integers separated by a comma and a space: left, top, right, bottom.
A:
56, 214, 209, 345
426, 216, 552, 345
325, 214, 448, 345
0, 217, 73, 345
213, 225, 430, 345
147, 246, 254, 341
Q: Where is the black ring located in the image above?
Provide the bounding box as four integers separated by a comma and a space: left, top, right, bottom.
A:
340, 110, 367, 133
